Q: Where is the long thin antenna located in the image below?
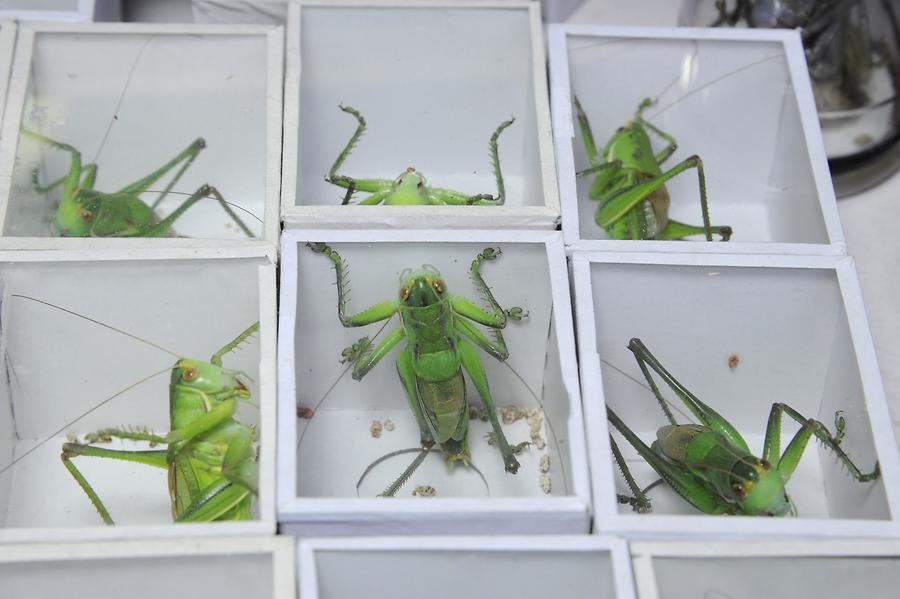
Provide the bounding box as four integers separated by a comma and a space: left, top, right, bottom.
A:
647, 54, 784, 121
0, 366, 171, 476
144, 190, 264, 225
92, 36, 154, 164
11, 295, 180, 358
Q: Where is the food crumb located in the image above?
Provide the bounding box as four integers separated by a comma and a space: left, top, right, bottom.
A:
539, 474, 552, 494
412, 485, 436, 497
539, 454, 550, 473
370, 420, 383, 438
297, 406, 315, 419
727, 354, 740, 370
383, 419, 395, 432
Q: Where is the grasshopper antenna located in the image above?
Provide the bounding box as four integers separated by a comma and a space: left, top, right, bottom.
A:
355, 443, 490, 498
145, 190, 264, 225
0, 365, 171, 476
599, 357, 695, 423
92, 36, 154, 163
11, 295, 181, 358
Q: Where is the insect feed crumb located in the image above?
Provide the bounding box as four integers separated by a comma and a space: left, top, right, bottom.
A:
370, 420, 383, 438
412, 485, 436, 497
383, 419, 395, 432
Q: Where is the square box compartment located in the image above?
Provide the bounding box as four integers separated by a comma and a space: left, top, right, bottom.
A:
0, 248, 278, 543
298, 536, 634, 599
630, 540, 900, 599
0, 22, 283, 248
281, 1, 560, 230
549, 25, 843, 255
572, 251, 900, 538
278, 230, 590, 536
0, 536, 294, 599
0, 0, 121, 22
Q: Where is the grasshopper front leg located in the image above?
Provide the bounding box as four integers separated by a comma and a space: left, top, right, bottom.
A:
326, 105, 393, 204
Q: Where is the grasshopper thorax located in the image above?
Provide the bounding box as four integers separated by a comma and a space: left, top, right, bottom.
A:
728, 457, 791, 517
399, 269, 446, 308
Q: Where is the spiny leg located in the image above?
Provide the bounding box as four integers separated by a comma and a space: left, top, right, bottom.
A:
21, 129, 83, 198
659, 219, 732, 242
458, 339, 519, 474
484, 117, 514, 206
60, 443, 169, 525
573, 95, 601, 164
307, 242, 399, 327
639, 117, 678, 164
211, 322, 260, 366
326, 104, 392, 203
596, 155, 717, 241
763, 402, 880, 483
628, 338, 751, 453
175, 479, 252, 522
609, 433, 652, 513
351, 326, 405, 380
378, 442, 436, 498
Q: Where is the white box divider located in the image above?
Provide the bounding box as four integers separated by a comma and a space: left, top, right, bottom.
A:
298, 536, 635, 599
0, 22, 283, 249
0, 22, 15, 126
278, 229, 590, 536
281, 1, 560, 230
549, 25, 844, 255
0, 535, 295, 599
0, 247, 278, 543
630, 540, 900, 599
572, 251, 900, 539
0, 0, 121, 22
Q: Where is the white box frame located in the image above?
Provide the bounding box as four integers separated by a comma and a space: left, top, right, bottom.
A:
0, 247, 278, 544
0, 22, 283, 250
278, 229, 591, 536
573, 251, 900, 538
630, 540, 900, 599
0, 0, 121, 22
0, 22, 15, 129
0, 536, 295, 599
549, 25, 844, 255
281, 0, 560, 230
298, 536, 635, 599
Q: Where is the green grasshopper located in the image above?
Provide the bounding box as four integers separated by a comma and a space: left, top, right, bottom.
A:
309, 243, 527, 493
608, 338, 879, 516
325, 105, 514, 206
574, 96, 732, 241
0, 297, 261, 524
21, 129, 255, 238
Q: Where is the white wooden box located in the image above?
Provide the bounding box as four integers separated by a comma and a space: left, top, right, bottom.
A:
278, 229, 590, 535
550, 26, 843, 255
298, 536, 634, 599
572, 251, 900, 538
630, 540, 900, 599
0, 22, 283, 248
0, 0, 121, 22
0, 536, 294, 599
0, 248, 278, 543
281, 1, 560, 230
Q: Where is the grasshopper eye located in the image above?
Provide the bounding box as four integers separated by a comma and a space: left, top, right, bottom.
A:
182, 368, 199, 382
731, 483, 746, 498
399, 285, 410, 301
759, 459, 771, 470
432, 279, 445, 294
80, 210, 94, 222
417, 181, 424, 189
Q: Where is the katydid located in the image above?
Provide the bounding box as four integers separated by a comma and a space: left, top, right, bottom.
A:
0, 296, 261, 524
308, 243, 528, 495
21, 129, 255, 238
608, 338, 879, 516
325, 105, 514, 206
574, 96, 733, 241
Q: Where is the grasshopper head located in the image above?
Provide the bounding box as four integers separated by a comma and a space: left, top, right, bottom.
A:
393, 167, 428, 193
172, 359, 251, 399
729, 457, 791, 517
399, 266, 446, 307
56, 193, 101, 237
